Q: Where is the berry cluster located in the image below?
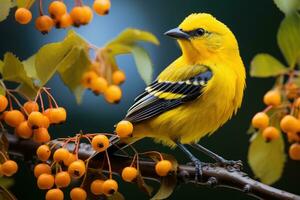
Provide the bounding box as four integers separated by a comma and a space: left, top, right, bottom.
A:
0, 87, 66, 143
81, 60, 125, 104
251, 84, 300, 160
14, 0, 111, 34
34, 120, 173, 199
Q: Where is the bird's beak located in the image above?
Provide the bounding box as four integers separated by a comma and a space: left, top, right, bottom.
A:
164, 27, 190, 39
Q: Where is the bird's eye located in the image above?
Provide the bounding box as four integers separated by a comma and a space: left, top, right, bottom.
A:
196, 28, 205, 36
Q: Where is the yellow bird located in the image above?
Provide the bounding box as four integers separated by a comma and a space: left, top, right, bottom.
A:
123, 13, 246, 178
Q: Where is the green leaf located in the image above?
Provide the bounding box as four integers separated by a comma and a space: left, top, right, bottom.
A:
248, 132, 286, 184
0, 178, 14, 189
250, 53, 287, 77
131, 46, 153, 85
106, 28, 159, 47
277, 13, 300, 68
273, 0, 300, 14
57, 46, 91, 103
22, 55, 38, 80
16, 0, 35, 8
0, 60, 4, 74
0, 85, 5, 96
0, 0, 11, 22
107, 192, 125, 200
35, 30, 88, 85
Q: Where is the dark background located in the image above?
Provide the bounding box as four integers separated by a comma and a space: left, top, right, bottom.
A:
0, 0, 299, 199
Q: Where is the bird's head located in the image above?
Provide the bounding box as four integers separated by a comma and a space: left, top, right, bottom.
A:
165, 13, 239, 60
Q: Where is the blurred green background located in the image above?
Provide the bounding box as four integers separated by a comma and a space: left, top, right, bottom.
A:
0, 0, 299, 199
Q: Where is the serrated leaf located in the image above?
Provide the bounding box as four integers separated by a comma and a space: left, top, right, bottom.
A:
277, 13, 300, 68
250, 54, 287, 77
107, 28, 159, 47
16, 84, 38, 99
16, 0, 35, 8
131, 46, 153, 85
22, 55, 38, 80
0, 0, 11, 22
57, 46, 91, 104
35, 30, 88, 85
248, 132, 286, 184
274, 0, 300, 14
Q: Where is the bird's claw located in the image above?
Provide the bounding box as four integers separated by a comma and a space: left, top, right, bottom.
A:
191, 158, 203, 182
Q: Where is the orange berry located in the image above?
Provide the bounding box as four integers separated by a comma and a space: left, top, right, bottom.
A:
104, 85, 122, 103
46, 188, 64, 200
23, 101, 39, 114
33, 128, 51, 143
55, 171, 71, 188
1, 160, 18, 177
63, 153, 77, 166
90, 179, 104, 195
15, 8, 32, 24
112, 70, 126, 85
28, 111, 47, 129
121, 167, 138, 182
44, 107, 67, 124
280, 115, 300, 133
48, 1, 67, 19
70, 187, 87, 200
35, 15, 54, 34
93, 0, 111, 15
155, 160, 172, 176
15, 121, 33, 139
34, 163, 51, 178
70, 6, 85, 26
115, 120, 133, 138
102, 179, 118, 196
91, 134, 110, 152
82, 70, 98, 88
82, 6, 93, 24
0, 95, 8, 112
263, 90, 281, 106
57, 13, 73, 28
37, 173, 54, 189
294, 97, 300, 108
68, 160, 86, 178
289, 143, 300, 160
285, 82, 298, 99
4, 110, 25, 127
90, 77, 108, 95
251, 112, 269, 129
262, 126, 280, 142
53, 148, 69, 163
36, 144, 51, 161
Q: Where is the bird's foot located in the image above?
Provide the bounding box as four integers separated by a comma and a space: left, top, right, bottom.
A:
190, 158, 203, 182
216, 159, 243, 171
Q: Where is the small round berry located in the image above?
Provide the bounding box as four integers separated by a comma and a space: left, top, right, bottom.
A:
115, 120, 133, 138
4, 110, 25, 127
93, 0, 111, 15
262, 126, 280, 142
104, 85, 122, 103
287, 132, 300, 143
0, 95, 8, 112
90, 179, 104, 195
90, 77, 108, 95
263, 90, 281, 106
1, 160, 18, 177
63, 153, 77, 166
91, 134, 110, 152
121, 167, 138, 182
55, 171, 71, 188
285, 82, 298, 99
36, 144, 51, 161
53, 148, 69, 163
81, 70, 98, 88
155, 160, 172, 176
34, 163, 51, 178
70, 187, 87, 200
112, 70, 126, 85
102, 179, 118, 196
68, 160, 86, 178
57, 13, 73, 28
23, 101, 39, 114
289, 143, 300, 160
81, 6, 93, 25
46, 188, 64, 200
45, 107, 67, 124
294, 97, 300, 108
280, 115, 300, 133
48, 1, 67, 19
15, 8, 32, 24
28, 111, 46, 129
251, 112, 269, 129
35, 15, 54, 34
15, 121, 33, 139
37, 173, 54, 189
33, 128, 51, 143
70, 6, 85, 26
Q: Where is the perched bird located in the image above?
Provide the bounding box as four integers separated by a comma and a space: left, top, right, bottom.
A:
123, 13, 246, 179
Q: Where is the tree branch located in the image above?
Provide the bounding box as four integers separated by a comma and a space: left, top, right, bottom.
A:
6, 134, 300, 200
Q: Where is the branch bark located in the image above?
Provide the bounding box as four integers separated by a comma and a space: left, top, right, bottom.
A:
6, 134, 300, 200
